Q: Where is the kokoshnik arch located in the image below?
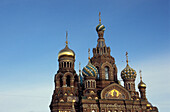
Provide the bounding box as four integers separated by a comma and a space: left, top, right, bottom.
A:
49, 12, 158, 112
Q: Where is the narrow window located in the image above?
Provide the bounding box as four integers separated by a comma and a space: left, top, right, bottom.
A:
66, 75, 70, 87
128, 83, 131, 89
64, 62, 66, 67
93, 82, 95, 88
97, 48, 99, 53
104, 47, 106, 53
105, 67, 109, 80
88, 81, 90, 88
60, 75, 63, 87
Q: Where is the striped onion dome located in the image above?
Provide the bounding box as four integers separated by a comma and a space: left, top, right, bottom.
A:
82, 61, 98, 78
96, 23, 105, 32
121, 64, 137, 80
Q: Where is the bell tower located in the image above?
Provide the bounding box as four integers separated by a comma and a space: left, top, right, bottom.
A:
50, 32, 79, 112
91, 12, 118, 91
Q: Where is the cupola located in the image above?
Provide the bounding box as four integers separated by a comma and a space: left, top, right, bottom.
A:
82, 49, 98, 78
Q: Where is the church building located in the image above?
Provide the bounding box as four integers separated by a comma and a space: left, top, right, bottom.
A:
49, 13, 158, 112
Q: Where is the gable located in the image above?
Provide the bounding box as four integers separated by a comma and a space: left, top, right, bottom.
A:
101, 83, 131, 100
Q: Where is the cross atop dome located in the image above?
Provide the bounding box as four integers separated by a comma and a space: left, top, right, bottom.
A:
96, 12, 105, 32
99, 12, 101, 24
126, 52, 129, 64
66, 31, 68, 46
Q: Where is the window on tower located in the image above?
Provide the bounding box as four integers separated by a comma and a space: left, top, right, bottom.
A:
66, 75, 70, 87
105, 66, 109, 80
60, 75, 63, 87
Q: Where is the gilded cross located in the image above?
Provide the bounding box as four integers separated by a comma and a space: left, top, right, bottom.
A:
66, 31, 68, 45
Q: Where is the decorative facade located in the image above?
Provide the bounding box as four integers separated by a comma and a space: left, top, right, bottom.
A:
50, 13, 158, 112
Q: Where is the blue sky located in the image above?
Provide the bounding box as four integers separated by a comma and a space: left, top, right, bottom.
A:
0, 0, 169, 112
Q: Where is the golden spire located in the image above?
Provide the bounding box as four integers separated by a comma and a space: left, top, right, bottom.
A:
139, 70, 142, 81
88, 48, 90, 61
99, 12, 101, 24
66, 31, 68, 46
126, 51, 129, 64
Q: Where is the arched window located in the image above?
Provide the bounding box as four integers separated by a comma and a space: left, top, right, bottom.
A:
105, 66, 109, 80
88, 81, 90, 88
64, 62, 66, 67
97, 48, 99, 53
60, 75, 63, 87
93, 82, 95, 88
62, 62, 63, 68
66, 75, 70, 87
96, 66, 100, 79
128, 83, 131, 90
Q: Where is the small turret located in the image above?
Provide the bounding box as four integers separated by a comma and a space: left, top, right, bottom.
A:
138, 70, 147, 100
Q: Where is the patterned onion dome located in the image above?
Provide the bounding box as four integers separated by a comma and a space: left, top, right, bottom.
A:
96, 24, 105, 32
121, 64, 137, 80
138, 80, 146, 88
82, 61, 98, 78
58, 45, 75, 59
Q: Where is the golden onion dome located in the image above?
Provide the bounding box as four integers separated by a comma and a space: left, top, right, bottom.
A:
138, 80, 146, 88
138, 70, 146, 88
58, 45, 75, 59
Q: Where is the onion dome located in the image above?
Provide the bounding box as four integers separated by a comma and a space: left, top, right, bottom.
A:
58, 45, 75, 59
138, 80, 146, 88
138, 70, 146, 88
82, 61, 98, 78
96, 12, 106, 32
121, 52, 137, 80
96, 24, 105, 32
121, 64, 137, 80
58, 31, 75, 59
82, 49, 98, 78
